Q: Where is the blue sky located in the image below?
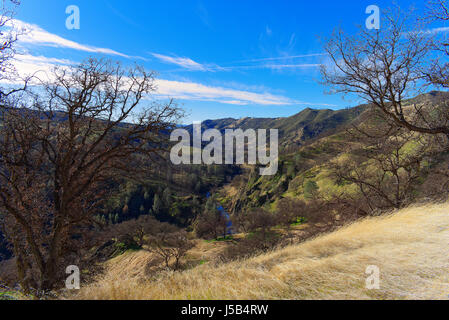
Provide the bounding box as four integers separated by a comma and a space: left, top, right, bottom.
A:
11, 0, 434, 123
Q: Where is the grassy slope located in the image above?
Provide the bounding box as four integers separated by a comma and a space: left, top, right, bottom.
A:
74, 202, 449, 300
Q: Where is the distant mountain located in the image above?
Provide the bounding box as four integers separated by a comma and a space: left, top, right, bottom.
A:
185, 91, 449, 150
185, 105, 367, 149
405, 91, 449, 105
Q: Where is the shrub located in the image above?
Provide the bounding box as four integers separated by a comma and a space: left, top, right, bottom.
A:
275, 198, 307, 230
145, 229, 194, 271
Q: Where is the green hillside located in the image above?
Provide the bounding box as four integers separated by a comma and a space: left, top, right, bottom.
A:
219, 92, 449, 216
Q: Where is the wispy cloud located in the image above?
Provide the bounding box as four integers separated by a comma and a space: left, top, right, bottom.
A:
155, 79, 296, 105
7, 19, 142, 59
8, 52, 303, 106
0, 54, 68, 88
264, 64, 322, 70
7, 40, 332, 106
2, 54, 73, 84
222, 63, 321, 71
266, 25, 273, 37
404, 26, 449, 37
150, 51, 326, 73
151, 52, 224, 72
15, 54, 74, 66
155, 80, 336, 107
103, 0, 141, 28
196, 2, 211, 28
288, 33, 296, 47
425, 26, 449, 34
227, 53, 328, 64
151, 53, 208, 71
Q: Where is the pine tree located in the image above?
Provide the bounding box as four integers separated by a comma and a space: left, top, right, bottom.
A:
163, 188, 172, 207
152, 194, 162, 215
286, 164, 295, 178
194, 181, 202, 194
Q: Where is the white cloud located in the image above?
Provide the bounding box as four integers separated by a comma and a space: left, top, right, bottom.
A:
7, 53, 335, 107
8, 19, 135, 58
155, 79, 337, 106
151, 53, 225, 72
7, 52, 296, 105
1, 54, 72, 85
15, 54, 74, 66
154, 79, 295, 105
151, 53, 208, 71
150, 52, 325, 73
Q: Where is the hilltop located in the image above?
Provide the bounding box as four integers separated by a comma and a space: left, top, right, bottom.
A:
185, 105, 366, 149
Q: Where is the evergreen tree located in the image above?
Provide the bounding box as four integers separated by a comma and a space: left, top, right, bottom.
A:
163, 187, 172, 207
194, 181, 202, 194
286, 164, 295, 178
152, 194, 162, 215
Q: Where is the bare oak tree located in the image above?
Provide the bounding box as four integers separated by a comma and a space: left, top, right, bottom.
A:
0, 0, 28, 100
275, 198, 306, 230
144, 224, 193, 271
111, 215, 159, 248
330, 113, 437, 211
321, 5, 449, 137
194, 195, 228, 239
0, 58, 181, 292
424, 0, 449, 89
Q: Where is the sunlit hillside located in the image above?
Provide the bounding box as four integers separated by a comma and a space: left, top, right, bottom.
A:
74, 202, 449, 300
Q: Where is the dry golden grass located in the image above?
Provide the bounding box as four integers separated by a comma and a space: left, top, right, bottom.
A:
73, 202, 449, 300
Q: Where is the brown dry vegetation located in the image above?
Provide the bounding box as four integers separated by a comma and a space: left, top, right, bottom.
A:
72, 202, 449, 300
